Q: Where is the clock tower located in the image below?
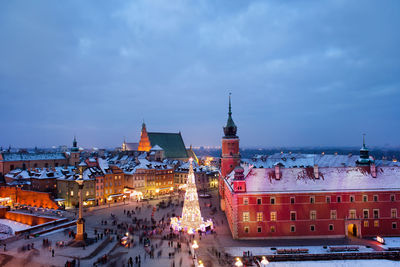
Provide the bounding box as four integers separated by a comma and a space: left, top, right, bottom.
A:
220, 94, 241, 210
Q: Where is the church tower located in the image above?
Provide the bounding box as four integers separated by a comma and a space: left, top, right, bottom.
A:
69, 136, 80, 167
220, 94, 241, 210
138, 122, 152, 152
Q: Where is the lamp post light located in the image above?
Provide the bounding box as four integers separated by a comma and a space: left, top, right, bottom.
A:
191, 240, 199, 263
260, 256, 269, 266
75, 174, 86, 241
234, 258, 243, 267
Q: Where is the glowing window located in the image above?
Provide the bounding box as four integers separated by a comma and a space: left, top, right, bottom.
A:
270, 212, 277, 221
257, 212, 263, 222
243, 212, 250, 222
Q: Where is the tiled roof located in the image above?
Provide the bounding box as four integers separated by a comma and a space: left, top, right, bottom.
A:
148, 132, 188, 159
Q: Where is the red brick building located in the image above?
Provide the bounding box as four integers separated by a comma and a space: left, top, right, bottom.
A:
219, 98, 400, 239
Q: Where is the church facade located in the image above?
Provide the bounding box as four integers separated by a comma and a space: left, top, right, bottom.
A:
137, 122, 189, 161
219, 97, 400, 239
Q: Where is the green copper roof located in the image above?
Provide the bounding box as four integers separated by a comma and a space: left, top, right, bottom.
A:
226, 115, 236, 128
148, 132, 188, 159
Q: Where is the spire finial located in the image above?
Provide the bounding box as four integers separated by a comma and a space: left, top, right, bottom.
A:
228, 92, 232, 116
363, 133, 366, 148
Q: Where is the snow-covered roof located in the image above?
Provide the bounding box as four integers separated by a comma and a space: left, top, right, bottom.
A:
5, 166, 76, 181
226, 164, 400, 194
243, 153, 400, 168
97, 158, 109, 174
150, 145, 164, 151
1, 152, 66, 162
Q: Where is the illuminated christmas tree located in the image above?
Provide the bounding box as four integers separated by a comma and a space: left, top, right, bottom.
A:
170, 158, 213, 234
180, 158, 204, 231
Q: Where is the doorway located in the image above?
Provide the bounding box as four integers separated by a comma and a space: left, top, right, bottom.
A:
347, 223, 357, 237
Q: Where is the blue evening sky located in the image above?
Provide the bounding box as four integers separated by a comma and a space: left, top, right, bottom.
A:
0, 1, 399, 148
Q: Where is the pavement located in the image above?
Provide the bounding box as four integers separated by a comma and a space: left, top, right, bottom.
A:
0, 189, 393, 267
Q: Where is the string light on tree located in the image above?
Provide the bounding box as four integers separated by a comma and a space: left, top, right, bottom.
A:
170, 158, 213, 234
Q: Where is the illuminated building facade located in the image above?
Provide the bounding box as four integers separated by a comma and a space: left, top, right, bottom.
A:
220, 99, 400, 239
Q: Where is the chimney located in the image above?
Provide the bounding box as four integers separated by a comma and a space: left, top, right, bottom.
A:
314, 164, 319, 179
275, 164, 281, 180
371, 163, 377, 178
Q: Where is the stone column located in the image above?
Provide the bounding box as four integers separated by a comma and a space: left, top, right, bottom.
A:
75, 182, 85, 241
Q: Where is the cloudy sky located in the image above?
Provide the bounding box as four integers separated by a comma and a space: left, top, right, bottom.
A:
0, 0, 399, 149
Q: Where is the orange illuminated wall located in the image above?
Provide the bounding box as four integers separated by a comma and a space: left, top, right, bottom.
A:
3, 211, 56, 226
138, 123, 151, 152
0, 186, 59, 209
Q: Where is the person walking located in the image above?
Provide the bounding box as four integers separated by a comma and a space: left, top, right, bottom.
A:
52, 248, 55, 257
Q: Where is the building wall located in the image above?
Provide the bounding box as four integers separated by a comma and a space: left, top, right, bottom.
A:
30, 178, 57, 195
221, 138, 240, 178
4, 211, 57, 226
57, 180, 95, 207
103, 166, 124, 202
0, 186, 58, 209
225, 188, 400, 239
135, 168, 174, 197
69, 152, 80, 167
95, 175, 104, 205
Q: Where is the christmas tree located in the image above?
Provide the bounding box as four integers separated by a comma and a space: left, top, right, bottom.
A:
170, 158, 213, 234
180, 158, 204, 231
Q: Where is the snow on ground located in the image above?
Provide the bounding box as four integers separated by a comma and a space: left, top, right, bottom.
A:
378, 237, 400, 250
225, 245, 375, 256
263, 260, 400, 266
0, 219, 31, 233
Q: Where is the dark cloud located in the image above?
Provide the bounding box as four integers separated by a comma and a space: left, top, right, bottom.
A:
0, 0, 399, 148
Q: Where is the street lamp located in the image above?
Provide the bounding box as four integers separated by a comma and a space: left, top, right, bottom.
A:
234, 258, 243, 267
75, 174, 86, 241
260, 256, 269, 266
192, 240, 199, 250
191, 240, 199, 262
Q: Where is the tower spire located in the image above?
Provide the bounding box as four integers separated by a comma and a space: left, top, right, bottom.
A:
228, 92, 232, 116
362, 133, 366, 149
223, 93, 237, 138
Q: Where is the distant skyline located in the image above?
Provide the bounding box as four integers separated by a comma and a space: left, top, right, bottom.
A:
1, 1, 399, 148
